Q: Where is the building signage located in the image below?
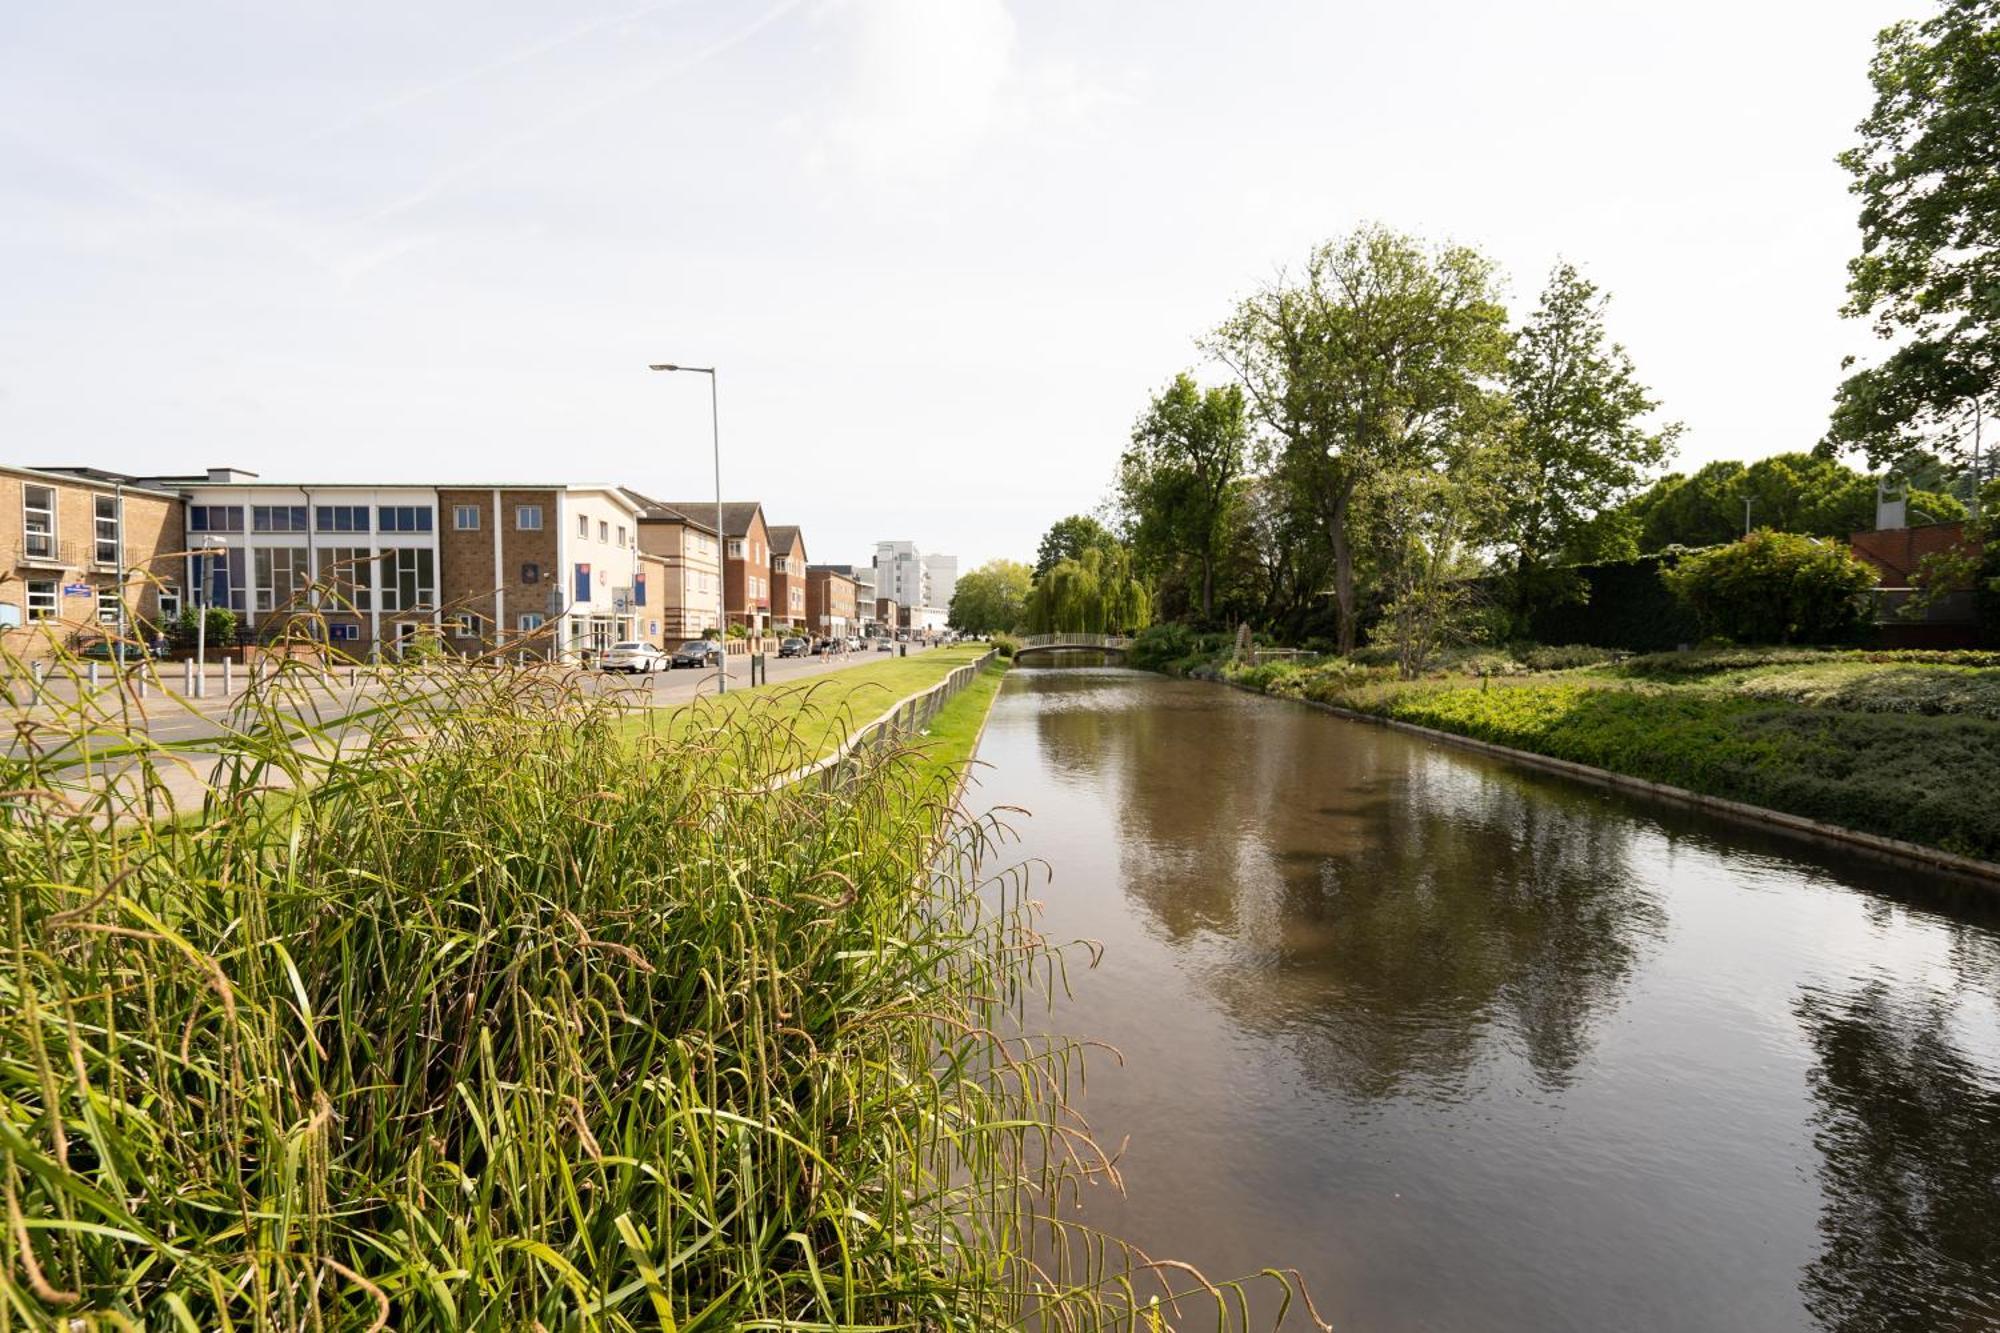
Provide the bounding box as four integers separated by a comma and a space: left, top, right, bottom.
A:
62, 583, 93, 597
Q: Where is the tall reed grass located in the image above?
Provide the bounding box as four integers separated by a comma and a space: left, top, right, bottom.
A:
1, 641, 1318, 1329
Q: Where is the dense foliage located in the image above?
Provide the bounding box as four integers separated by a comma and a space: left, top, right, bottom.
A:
948, 557, 1032, 634
1828, 0, 2000, 475
1620, 452, 1964, 552
1118, 372, 1248, 621
1662, 531, 1880, 644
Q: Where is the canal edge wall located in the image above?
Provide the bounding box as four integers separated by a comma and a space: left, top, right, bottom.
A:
1213, 679, 2000, 889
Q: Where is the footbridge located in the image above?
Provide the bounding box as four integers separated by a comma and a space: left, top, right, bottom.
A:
1013, 633, 1132, 662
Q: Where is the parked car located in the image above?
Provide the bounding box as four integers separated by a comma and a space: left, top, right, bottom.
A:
74, 635, 168, 662
778, 636, 808, 658
875, 638, 894, 652
671, 639, 722, 669
600, 641, 666, 673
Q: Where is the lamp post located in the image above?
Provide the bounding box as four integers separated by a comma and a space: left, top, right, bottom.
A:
194, 537, 225, 699
648, 363, 728, 697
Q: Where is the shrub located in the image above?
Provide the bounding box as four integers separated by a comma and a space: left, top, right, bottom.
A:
990, 631, 1022, 658
1661, 531, 1878, 644
1511, 643, 1622, 672
1128, 622, 1198, 671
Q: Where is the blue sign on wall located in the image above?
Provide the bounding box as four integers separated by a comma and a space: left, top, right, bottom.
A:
575, 563, 591, 603
62, 583, 93, 597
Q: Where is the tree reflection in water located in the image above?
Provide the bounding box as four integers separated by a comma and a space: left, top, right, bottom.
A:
1030, 667, 1666, 1100
1795, 980, 2000, 1333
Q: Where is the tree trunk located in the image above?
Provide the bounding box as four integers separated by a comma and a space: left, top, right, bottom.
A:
1200, 554, 1214, 621
1326, 482, 1356, 654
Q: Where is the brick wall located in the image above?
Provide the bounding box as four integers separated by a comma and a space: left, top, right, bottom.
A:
1, 471, 184, 659
437, 488, 559, 653
1850, 521, 1979, 585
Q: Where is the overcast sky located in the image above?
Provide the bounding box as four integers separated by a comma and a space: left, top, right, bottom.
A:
2, 0, 1911, 569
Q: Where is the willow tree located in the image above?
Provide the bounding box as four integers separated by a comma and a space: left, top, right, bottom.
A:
1205, 224, 1509, 653
1024, 544, 1152, 634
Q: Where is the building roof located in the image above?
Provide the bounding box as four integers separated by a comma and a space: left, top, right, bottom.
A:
766, 523, 806, 556
618, 488, 721, 535
11, 464, 185, 498
646, 499, 764, 538
806, 564, 857, 584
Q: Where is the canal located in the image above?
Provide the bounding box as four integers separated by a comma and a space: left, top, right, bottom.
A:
978, 665, 2000, 1332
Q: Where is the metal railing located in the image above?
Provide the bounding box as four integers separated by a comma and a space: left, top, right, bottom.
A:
1015, 633, 1131, 651
768, 648, 998, 791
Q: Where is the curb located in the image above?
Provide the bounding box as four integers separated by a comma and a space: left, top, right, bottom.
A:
1215, 680, 2000, 888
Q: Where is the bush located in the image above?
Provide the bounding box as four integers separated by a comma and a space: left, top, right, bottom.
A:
1613, 645, 2000, 679
1511, 643, 1622, 672
1521, 551, 1703, 652
1661, 531, 1877, 644
1127, 623, 1197, 671
990, 631, 1021, 659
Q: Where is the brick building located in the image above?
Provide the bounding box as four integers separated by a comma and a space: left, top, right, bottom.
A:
767, 524, 809, 631
805, 565, 858, 637
622, 492, 724, 642
2, 464, 184, 658
656, 500, 771, 633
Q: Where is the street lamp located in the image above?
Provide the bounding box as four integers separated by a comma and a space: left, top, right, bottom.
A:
649, 363, 729, 697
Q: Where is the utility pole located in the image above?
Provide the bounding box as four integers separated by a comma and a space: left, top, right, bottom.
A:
648, 363, 728, 696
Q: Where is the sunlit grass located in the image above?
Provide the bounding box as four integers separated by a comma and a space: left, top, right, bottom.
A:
0, 637, 1318, 1329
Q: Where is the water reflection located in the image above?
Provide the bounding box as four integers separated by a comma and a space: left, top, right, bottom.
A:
1795, 980, 2000, 1333
1026, 669, 1663, 1097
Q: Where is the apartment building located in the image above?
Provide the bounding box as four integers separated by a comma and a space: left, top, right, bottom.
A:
657, 500, 771, 633
873, 540, 928, 611
805, 565, 858, 637
436, 484, 646, 656
767, 524, 809, 630
1, 465, 184, 656
622, 491, 723, 641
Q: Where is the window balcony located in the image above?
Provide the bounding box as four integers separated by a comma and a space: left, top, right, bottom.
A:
17, 537, 65, 570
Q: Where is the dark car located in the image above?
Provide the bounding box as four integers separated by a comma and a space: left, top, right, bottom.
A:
75, 635, 167, 662
778, 636, 808, 658
670, 640, 722, 669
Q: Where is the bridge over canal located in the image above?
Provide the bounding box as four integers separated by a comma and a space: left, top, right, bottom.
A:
1013, 633, 1132, 662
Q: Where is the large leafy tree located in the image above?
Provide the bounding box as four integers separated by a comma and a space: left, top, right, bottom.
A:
1024, 544, 1151, 635
1033, 514, 1117, 578
1118, 373, 1250, 621
1502, 262, 1678, 615
1205, 224, 1509, 653
1625, 452, 1965, 550
1827, 0, 2000, 485
946, 559, 1032, 635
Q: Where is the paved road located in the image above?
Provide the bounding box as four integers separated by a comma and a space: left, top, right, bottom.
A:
4, 642, 946, 810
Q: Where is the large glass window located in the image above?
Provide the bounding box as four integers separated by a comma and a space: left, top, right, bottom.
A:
191, 549, 247, 611
316, 548, 373, 612
377, 506, 433, 533
253, 547, 311, 612
93, 495, 119, 565
189, 505, 245, 533
378, 548, 435, 611
316, 505, 369, 533
26, 580, 56, 620
23, 485, 56, 559
252, 505, 308, 533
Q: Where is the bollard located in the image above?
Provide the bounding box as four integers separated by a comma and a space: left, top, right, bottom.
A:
31, 661, 46, 705
184, 658, 194, 696
222, 658, 232, 694
89, 662, 100, 689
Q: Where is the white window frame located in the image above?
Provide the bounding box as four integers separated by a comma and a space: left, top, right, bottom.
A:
452, 612, 486, 638
727, 538, 744, 558
377, 548, 436, 612
453, 505, 481, 531
253, 547, 311, 613
23, 485, 55, 560
317, 547, 373, 612
577, 514, 589, 538
616, 524, 626, 547
157, 584, 181, 621
26, 579, 57, 621
518, 612, 546, 632
598, 520, 609, 543
94, 495, 119, 566
97, 589, 122, 626
515, 505, 543, 531
327, 621, 360, 642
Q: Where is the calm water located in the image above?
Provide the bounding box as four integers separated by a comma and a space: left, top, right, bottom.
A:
976, 666, 2000, 1333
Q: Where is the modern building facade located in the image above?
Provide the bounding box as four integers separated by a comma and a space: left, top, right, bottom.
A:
922, 553, 958, 613
873, 540, 928, 611
2, 465, 184, 656
435, 484, 647, 657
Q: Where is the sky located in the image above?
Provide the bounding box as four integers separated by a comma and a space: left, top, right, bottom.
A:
0, 0, 1915, 570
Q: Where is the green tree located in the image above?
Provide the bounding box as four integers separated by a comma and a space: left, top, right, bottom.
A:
1118, 373, 1250, 621
1024, 544, 1152, 635
946, 558, 1032, 635
1827, 0, 2000, 484
1033, 514, 1118, 578
1502, 262, 1678, 618
1661, 530, 1879, 644
1205, 224, 1510, 653
1626, 453, 1964, 551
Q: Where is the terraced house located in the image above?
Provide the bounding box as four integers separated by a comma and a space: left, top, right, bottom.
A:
767, 524, 809, 631
655, 500, 772, 634
622, 491, 724, 641
1, 464, 184, 657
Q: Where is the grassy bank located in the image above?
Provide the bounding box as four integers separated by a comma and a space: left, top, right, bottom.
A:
1204, 647, 2000, 864
1, 654, 1307, 1327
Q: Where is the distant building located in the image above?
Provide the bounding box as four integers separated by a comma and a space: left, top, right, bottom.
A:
805, 565, 858, 637
2, 464, 184, 657
621, 491, 724, 642
655, 500, 771, 633
873, 540, 927, 610
767, 524, 809, 630
922, 553, 958, 612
